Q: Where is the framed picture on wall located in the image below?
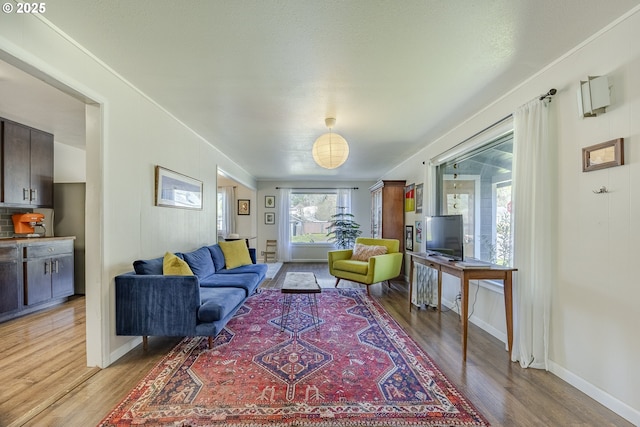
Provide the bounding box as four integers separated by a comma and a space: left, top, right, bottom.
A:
415, 220, 423, 244
154, 165, 203, 210
405, 225, 414, 251
265, 212, 275, 225
582, 138, 624, 172
265, 195, 275, 208
238, 199, 250, 215
405, 183, 415, 212
415, 183, 423, 214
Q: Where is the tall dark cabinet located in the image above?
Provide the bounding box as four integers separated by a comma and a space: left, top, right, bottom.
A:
370, 179, 406, 258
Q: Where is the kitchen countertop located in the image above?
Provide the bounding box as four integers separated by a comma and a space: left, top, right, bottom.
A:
0, 236, 76, 245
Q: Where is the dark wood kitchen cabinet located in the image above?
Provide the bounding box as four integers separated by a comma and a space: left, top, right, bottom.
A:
1, 119, 54, 208
23, 239, 74, 305
0, 244, 21, 317
0, 237, 74, 323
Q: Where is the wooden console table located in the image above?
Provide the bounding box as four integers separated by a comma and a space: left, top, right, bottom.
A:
407, 251, 517, 362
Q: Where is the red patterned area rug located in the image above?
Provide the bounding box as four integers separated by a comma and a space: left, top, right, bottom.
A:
99, 289, 489, 426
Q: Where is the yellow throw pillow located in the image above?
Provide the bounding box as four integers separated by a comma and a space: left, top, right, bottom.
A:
219, 240, 253, 269
351, 243, 388, 262
163, 252, 194, 276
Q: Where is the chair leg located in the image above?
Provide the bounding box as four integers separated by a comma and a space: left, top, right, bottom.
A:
387, 280, 391, 288
334, 278, 341, 288
142, 336, 148, 351
366, 285, 370, 296
208, 336, 214, 349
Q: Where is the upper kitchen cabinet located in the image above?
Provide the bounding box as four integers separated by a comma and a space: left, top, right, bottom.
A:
1, 119, 54, 208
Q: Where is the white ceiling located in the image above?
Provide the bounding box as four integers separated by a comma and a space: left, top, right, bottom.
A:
2, 0, 639, 181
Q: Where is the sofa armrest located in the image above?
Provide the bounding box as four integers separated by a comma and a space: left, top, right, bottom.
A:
328, 249, 352, 262
369, 252, 404, 283
115, 272, 201, 336
328, 249, 353, 276
249, 248, 257, 264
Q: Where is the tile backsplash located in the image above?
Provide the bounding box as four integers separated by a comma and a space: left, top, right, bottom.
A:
0, 207, 34, 237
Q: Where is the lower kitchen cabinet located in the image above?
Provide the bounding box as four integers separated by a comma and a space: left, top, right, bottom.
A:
0, 245, 21, 316
0, 237, 75, 323
24, 240, 74, 305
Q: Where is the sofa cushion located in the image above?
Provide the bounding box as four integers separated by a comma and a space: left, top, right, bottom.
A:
216, 263, 268, 280
207, 244, 226, 271
182, 247, 216, 279
351, 243, 387, 261
133, 256, 164, 275
333, 259, 369, 275
198, 287, 246, 323
219, 240, 253, 269
163, 252, 194, 276
199, 272, 260, 296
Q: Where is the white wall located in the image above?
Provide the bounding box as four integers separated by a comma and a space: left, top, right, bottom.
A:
256, 180, 375, 261
0, 13, 256, 368
54, 142, 86, 183
383, 8, 640, 424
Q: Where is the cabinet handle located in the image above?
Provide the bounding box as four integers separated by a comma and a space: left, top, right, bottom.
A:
44, 261, 49, 275
53, 259, 59, 274
23, 188, 29, 201
30, 188, 38, 202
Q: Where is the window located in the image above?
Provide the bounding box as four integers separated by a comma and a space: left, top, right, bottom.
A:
436, 132, 513, 266
217, 191, 225, 233
287, 190, 351, 244
288, 192, 337, 244
217, 186, 235, 238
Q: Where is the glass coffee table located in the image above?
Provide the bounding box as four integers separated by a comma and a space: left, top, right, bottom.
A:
280, 272, 322, 332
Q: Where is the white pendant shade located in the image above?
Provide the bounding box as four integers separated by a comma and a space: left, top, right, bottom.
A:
312, 117, 349, 169
312, 131, 349, 169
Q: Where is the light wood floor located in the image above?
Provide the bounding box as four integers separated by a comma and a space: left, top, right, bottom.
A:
1, 263, 632, 427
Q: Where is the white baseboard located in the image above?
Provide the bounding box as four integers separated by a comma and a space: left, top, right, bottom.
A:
548, 360, 639, 426
441, 298, 508, 346
443, 299, 637, 424
110, 337, 142, 365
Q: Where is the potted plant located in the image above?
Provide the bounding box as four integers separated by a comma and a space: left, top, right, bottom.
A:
326, 207, 362, 249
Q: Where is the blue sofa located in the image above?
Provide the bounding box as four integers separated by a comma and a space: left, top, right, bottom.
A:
115, 243, 267, 348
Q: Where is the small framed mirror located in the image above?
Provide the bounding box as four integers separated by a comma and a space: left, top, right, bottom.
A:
582, 138, 624, 172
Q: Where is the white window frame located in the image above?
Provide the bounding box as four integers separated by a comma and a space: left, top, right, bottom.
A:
288, 189, 352, 246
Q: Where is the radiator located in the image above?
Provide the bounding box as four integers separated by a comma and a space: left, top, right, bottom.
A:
412, 263, 438, 308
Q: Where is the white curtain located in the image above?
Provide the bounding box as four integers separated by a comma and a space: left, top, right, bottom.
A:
278, 188, 292, 262
218, 186, 236, 238
511, 97, 554, 369
337, 188, 352, 214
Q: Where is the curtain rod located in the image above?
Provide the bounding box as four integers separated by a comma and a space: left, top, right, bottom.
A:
425, 113, 512, 165
425, 87, 556, 165
539, 88, 557, 101
275, 187, 359, 190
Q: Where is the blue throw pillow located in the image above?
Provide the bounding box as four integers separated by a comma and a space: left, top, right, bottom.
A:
133, 256, 164, 275
207, 244, 226, 271
182, 247, 216, 279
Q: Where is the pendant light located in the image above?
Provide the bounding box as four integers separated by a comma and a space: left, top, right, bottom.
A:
312, 117, 349, 169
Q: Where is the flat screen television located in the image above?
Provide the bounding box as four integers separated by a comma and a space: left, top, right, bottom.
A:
425, 214, 464, 260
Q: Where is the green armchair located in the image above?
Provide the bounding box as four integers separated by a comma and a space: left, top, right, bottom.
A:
328, 237, 403, 295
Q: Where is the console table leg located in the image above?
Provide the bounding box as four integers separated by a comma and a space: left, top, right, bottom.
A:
461, 278, 470, 362
504, 272, 514, 358
409, 259, 414, 312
